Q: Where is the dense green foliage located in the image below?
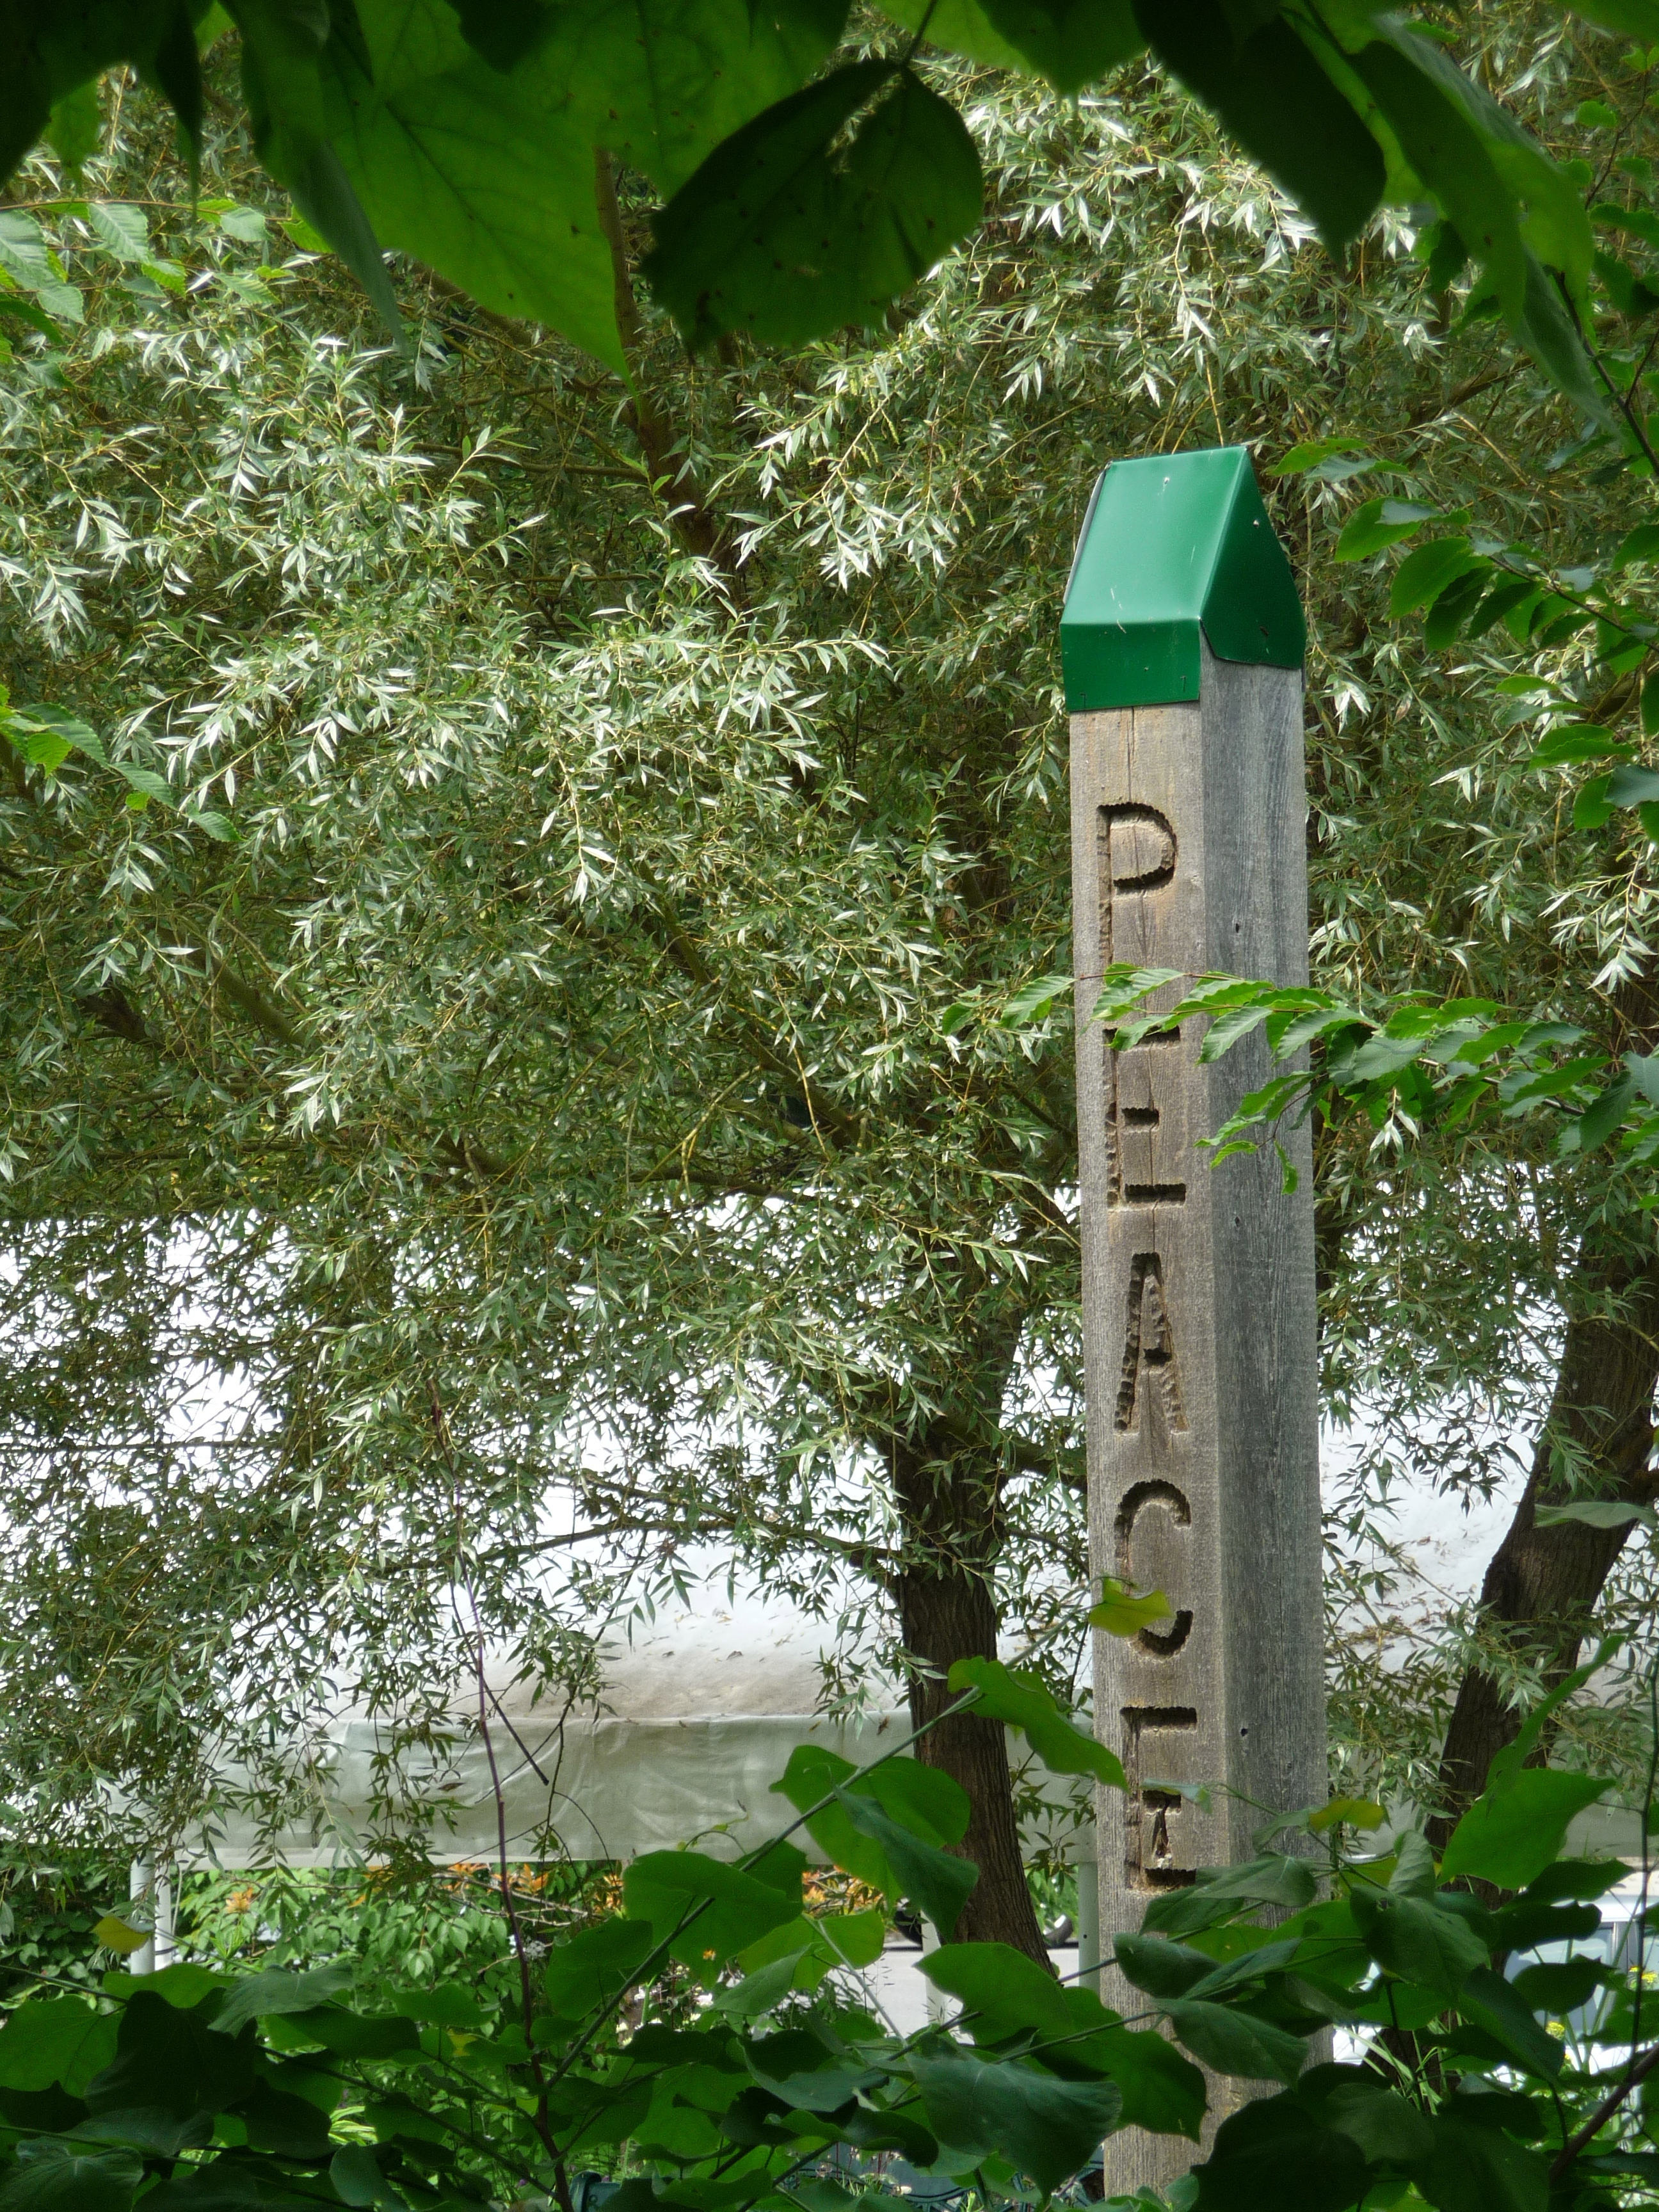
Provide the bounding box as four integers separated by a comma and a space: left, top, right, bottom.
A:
0, 0, 1627, 406
10, 2, 1659, 1866
0, 1669, 1655, 2212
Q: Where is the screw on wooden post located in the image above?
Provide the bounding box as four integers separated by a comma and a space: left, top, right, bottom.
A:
1062, 449, 1324, 2190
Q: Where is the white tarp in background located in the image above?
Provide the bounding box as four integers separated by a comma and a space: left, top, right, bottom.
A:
179, 1452, 1645, 1873
183, 1589, 1091, 1871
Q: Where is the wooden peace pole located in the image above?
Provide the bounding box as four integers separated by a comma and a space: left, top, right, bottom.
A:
1061, 449, 1325, 2190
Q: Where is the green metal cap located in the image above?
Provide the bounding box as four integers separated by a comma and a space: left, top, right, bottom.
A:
1059, 446, 1304, 711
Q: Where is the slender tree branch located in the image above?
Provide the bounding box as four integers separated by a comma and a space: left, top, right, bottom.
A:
593, 150, 743, 592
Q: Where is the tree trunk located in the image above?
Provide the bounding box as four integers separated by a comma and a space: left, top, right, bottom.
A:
890, 1431, 1051, 1966
1428, 1240, 1659, 1844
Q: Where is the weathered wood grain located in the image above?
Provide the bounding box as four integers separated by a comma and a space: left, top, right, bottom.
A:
1071, 645, 1323, 2192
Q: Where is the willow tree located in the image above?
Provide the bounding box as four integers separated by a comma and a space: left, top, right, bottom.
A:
5, 3, 1659, 1952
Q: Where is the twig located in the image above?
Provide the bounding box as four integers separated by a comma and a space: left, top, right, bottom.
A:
431, 1385, 575, 2212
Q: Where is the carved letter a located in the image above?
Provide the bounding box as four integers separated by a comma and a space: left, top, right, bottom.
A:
1115, 1254, 1188, 1437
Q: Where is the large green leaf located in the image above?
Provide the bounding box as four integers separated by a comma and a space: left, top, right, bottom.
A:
276, 2005, 420, 2060
102, 1965, 226, 2012
1163, 2000, 1308, 2085
233, 0, 406, 340
908, 2044, 1122, 2192
323, 0, 623, 369
1, 0, 204, 180
769, 1743, 969, 1912
526, 0, 848, 193
1439, 1767, 1612, 1889
965, 0, 1141, 93
1087, 1578, 1176, 1638
1525, 1855, 1627, 1903
948, 1656, 1126, 1789
1348, 35, 1525, 314
1134, 0, 1384, 251
919, 1941, 1073, 2038
1455, 1966, 1563, 2080
621, 1850, 802, 1973
1112, 1933, 1215, 2001
86, 1994, 256, 2123
746, 2029, 885, 2113
878, 0, 1048, 74
1140, 1854, 1317, 1937
0, 1998, 116, 2094
836, 1786, 978, 1936
0, 2142, 142, 2212
544, 1917, 661, 2019
1411, 2113, 1549, 2212
209, 1962, 352, 2036
856, 1756, 970, 1844
645, 61, 981, 350
1347, 1889, 1487, 2000
1193, 2089, 1373, 2212
1082, 2022, 1206, 2140
241, 2076, 335, 2156
1570, 0, 1659, 34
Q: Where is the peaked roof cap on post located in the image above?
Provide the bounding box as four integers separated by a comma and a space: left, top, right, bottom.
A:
1060, 445, 1304, 712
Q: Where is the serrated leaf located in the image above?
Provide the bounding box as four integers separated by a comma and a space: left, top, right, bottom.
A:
220, 205, 270, 243
37, 281, 84, 323
88, 202, 150, 262
0, 211, 54, 289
